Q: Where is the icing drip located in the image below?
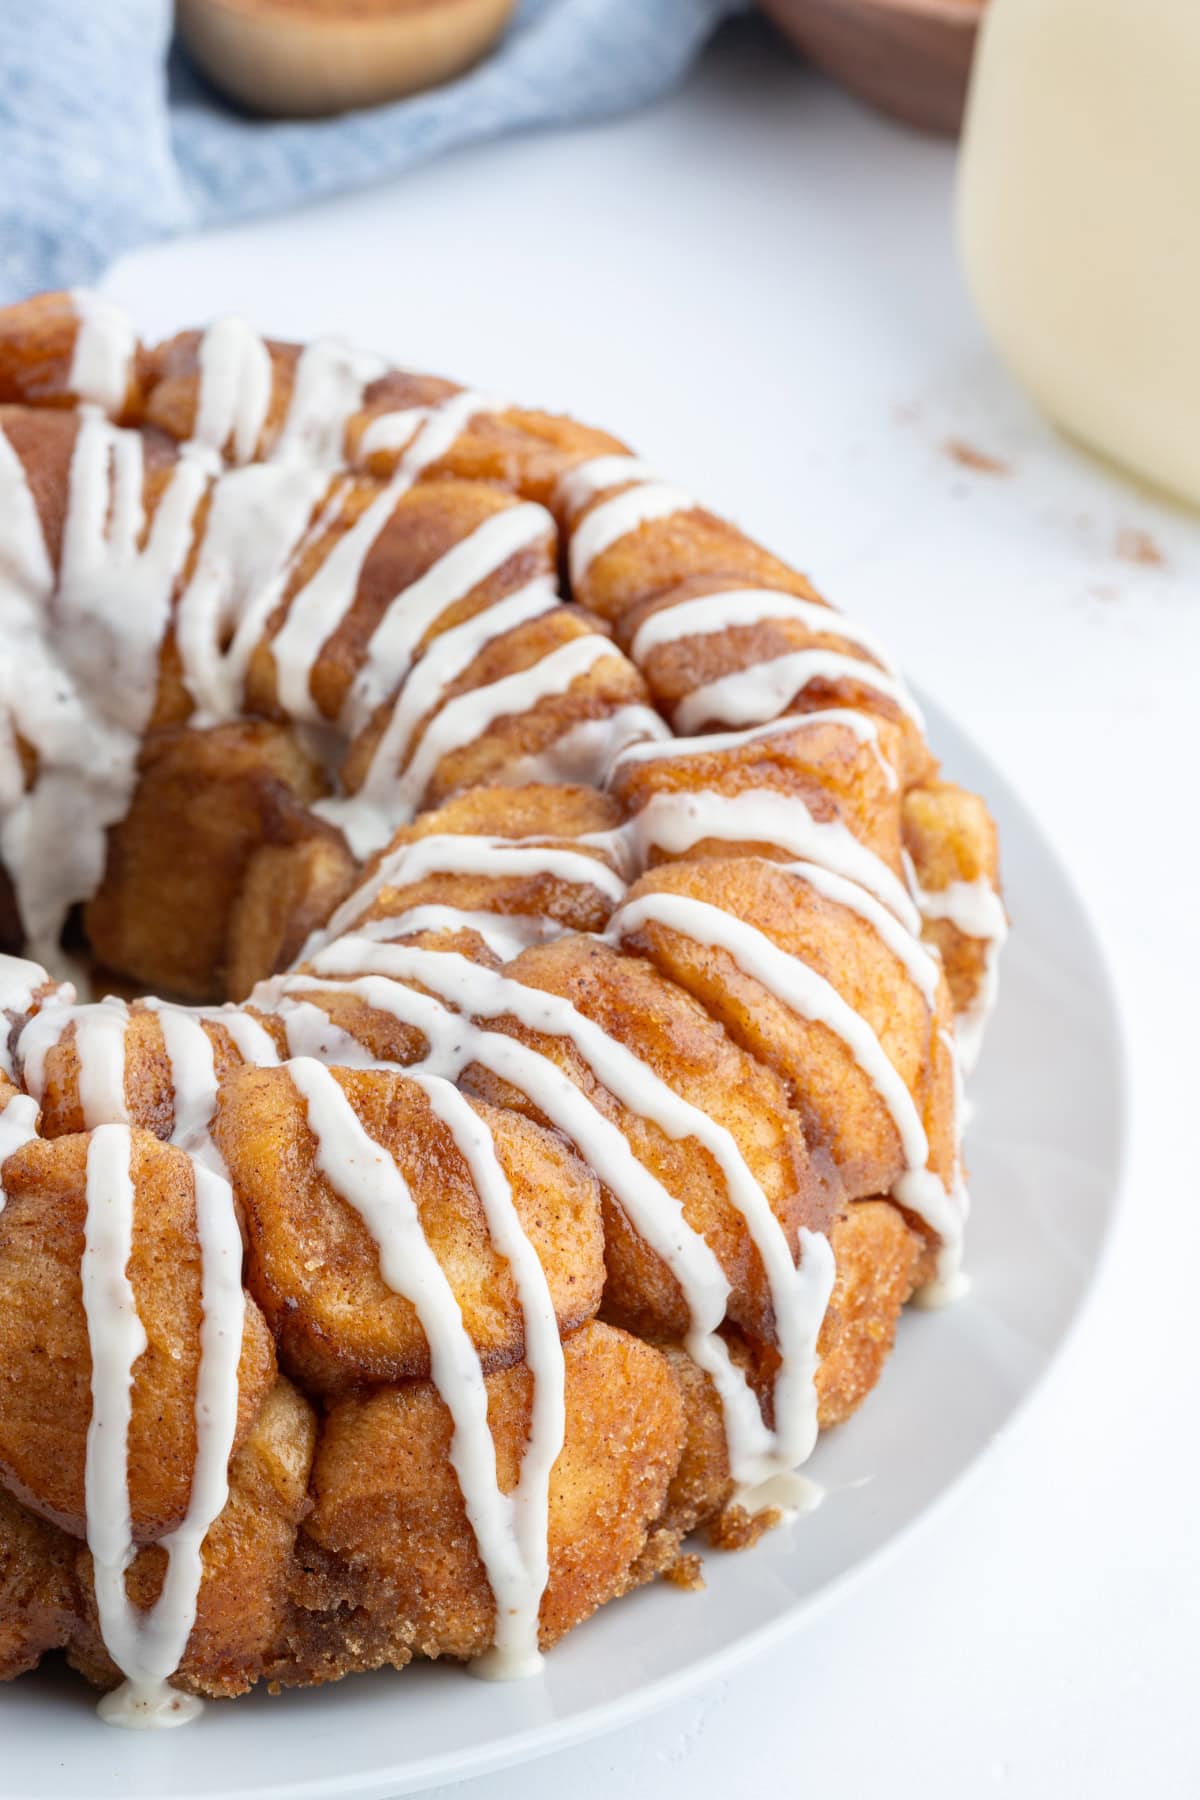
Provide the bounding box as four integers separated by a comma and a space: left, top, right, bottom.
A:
312, 835, 627, 951
284, 1057, 563, 1675
350, 907, 565, 960
357, 409, 428, 460
14, 993, 132, 1129
176, 333, 389, 725
609, 706, 881, 767
278, 997, 383, 1066
780, 861, 942, 1005
557, 456, 658, 512
146, 1003, 224, 1163
0, 1089, 39, 1208
568, 480, 696, 589
674, 649, 924, 736
270, 389, 495, 726
613, 892, 963, 1282
0, 954, 59, 1079
607, 706, 899, 794
625, 787, 921, 933
905, 861, 1008, 1073
82, 1125, 247, 1728
69, 291, 136, 416
269, 337, 388, 471
74, 999, 132, 1128
343, 504, 555, 734
630, 587, 901, 675
192, 318, 273, 465
504, 705, 671, 789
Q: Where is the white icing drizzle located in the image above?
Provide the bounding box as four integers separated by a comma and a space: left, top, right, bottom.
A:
343, 503, 555, 734
269, 389, 495, 726
350, 906, 564, 961
192, 318, 273, 465
319, 575, 561, 856
314, 834, 627, 951
82, 1124, 247, 1729
630, 587, 901, 675
731, 1470, 824, 1521
557, 456, 657, 513
625, 788, 921, 933
269, 337, 388, 471
412, 1073, 563, 1680
174, 459, 333, 725
341, 634, 621, 847
674, 648, 925, 736
284, 1056, 563, 1676
568, 481, 696, 589
613, 892, 963, 1282
780, 861, 942, 1006
905, 859, 1008, 1074
69, 291, 136, 416
504, 705, 671, 789
607, 706, 899, 794
201, 1007, 281, 1069
0, 1089, 40, 1209
610, 706, 879, 768
144, 1003, 223, 1161
278, 997, 382, 1066
357, 408, 427, 461
74, 999, 132, 1128
332, 628, 641, 858
0, 953, 57, 1079
0, 421, 122, 967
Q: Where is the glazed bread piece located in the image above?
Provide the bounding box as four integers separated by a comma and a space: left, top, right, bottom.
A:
0, 293, 1005, 1719
215, 1064, 605, 1394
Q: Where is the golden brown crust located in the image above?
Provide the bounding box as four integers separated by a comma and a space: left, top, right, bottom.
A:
0, 1483, 77, 1680
0, 1130, 276, 1539
301, 1321, 684, 1660
85, 722, 343, 1002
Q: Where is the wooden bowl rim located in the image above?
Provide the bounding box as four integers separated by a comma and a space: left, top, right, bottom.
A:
783, 0, 984, 26
186, 0, 514, 26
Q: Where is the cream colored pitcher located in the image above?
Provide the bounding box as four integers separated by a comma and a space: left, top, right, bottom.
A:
958, 0, 1200, 508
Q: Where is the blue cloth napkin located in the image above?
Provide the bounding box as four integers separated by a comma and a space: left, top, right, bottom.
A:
0, 0, 744, 304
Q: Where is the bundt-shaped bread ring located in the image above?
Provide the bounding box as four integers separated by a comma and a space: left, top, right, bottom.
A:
0, 292, 1005, 1725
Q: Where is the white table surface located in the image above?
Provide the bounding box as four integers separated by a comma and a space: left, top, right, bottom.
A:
105, 21, 1198, 1798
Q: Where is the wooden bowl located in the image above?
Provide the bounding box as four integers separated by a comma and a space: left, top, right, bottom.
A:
176, 0, 518, 119
760, 0, 986, 136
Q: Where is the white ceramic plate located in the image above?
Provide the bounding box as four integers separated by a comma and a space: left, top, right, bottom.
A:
2, 700, 1127, 1800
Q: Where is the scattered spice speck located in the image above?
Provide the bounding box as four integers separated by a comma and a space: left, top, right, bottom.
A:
1115, 527, 1166, 567
943, 438, 1010, 475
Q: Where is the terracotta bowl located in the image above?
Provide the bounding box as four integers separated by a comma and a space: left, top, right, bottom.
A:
760, 0, 986, 136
